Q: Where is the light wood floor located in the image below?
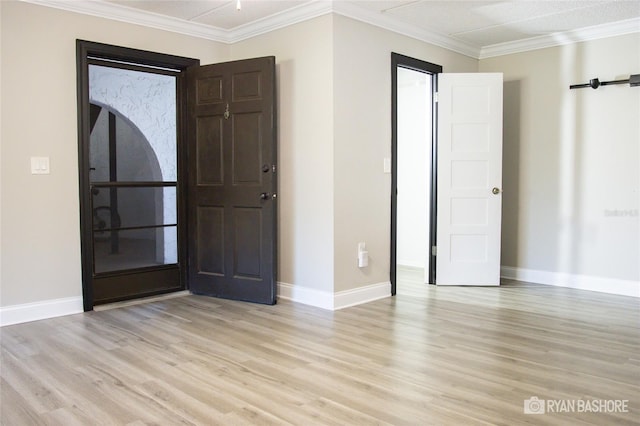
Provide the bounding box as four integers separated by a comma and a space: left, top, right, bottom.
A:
1, 270, 638, 425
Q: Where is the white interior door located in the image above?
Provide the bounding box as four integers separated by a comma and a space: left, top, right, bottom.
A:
436, 73, 503, 286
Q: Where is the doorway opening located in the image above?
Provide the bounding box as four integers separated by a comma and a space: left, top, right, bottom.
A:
391, 53, 442, 295
78, 41, 278, 309
77, 40, 199, 311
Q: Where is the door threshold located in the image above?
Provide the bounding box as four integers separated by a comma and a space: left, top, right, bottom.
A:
93, 290, 190, 311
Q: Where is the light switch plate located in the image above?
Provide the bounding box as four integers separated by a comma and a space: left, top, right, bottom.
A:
31, 157, 50, 174
383, 158, 391, 174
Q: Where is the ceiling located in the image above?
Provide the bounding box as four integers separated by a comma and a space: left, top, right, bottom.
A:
30, 0, 640, 58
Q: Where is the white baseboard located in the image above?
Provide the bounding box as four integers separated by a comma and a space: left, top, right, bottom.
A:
334, 282, 391, 310
501, 266, 640, 298
397, 260, 425, 269
278, 281, 391, 310
278, 282, 334, 310
397, 264, 424, 271
6, 269, 632, 325
0, 296, 84, 327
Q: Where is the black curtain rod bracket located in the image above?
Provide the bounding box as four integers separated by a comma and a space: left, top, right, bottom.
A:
570, 74, 640, 90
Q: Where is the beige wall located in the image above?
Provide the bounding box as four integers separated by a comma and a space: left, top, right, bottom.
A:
480, 33, 640, 282
232, 14, 478, 296
232, 14, 477, 298
230, 16, 336, 293
3, 1, 636, 312
332, 15, 478, 292
0, 5, 479, 309
0, 1, 229, 307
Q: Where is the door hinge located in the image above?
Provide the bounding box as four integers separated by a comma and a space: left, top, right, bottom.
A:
272, 164, 277, 173
434, 92, 439, 103
431, 246, 437, 256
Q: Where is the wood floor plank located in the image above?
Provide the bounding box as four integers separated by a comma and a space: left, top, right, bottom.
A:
0, 377, 48, 426
0, 349, 66, 415
1, 275, 638, 425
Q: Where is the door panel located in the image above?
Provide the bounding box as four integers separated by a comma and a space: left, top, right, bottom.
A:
232, 71, 262, 100
233, 112, 263, 184
196, 206, 225, 276
196, 116, 224, 184
187, 57, 277, 304
436, 73, 503, 286
196, 76, 224, 104
233, 207, 263, 278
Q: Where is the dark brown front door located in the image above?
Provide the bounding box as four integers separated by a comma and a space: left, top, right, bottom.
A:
186, 57, 277, 304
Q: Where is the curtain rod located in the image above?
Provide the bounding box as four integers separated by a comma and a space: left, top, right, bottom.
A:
570, 74, 640, 89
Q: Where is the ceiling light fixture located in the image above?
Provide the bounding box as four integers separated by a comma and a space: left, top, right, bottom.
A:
236, 0, 241, 10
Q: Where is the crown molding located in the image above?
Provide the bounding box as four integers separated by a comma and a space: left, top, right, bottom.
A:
331, 1, 481, 59
21, 0, 640, 60
21, 0, 480, 56
228, 1, 332, 43
21, 0, 231, 42
480, 17, 640, 59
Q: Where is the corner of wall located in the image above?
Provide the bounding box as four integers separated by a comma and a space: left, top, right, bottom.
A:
278, 281, 390, 310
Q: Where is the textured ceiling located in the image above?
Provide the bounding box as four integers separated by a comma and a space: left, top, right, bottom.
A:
106, 0, 307, 29
371, 0, 640, 47
103, 0, 640, 47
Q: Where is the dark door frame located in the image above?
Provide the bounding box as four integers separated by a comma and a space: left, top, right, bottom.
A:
76, 40, 199, 311
390, 52, 442, 295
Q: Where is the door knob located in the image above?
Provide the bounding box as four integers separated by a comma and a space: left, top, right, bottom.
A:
492, 187, 501, 195
261, 192, 277, 200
